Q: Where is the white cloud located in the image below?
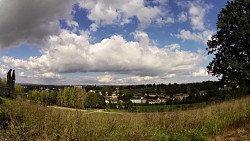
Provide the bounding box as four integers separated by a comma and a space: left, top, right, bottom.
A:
0, 68, 7, 76
0, 63, 9, 77
162, 73, 176, 79
16, 71, 64, 85
177, 12, 187, 22
189, 4, 205, 30
78, 0, 172, 31
1, 30, 206, 78
156, 17, 174, 26
174, 29, 214, 44
177, 0, 213, 31
40, 72, 63, 79
188, 1, 213, 30
173, 1, 214, 44
19, 72, 25, 77
95, 72, 177, 84
165, 43, 180, 50
119, 75, 156, 84
0, 0, 78, 49
192, 67, 208, 77
132, 31, 150, 46
98, 74, 115, 83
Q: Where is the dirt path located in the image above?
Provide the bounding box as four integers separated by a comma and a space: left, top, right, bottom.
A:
47, 106, 128, 115
47, 106, 177, 115
48, 106, 89, 112
47, 106, 106, 114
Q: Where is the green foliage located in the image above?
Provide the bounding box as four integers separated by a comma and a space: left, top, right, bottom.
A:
14, 85, 25, 93
62, 87, 70, 107
0, 97, 10, 129
128, 102, 137, 112
207, 0, 250, 87
47, 91, 58, 105
29, 87, 87, 108
0, 78, 6, 86
74, 87, 87, 109
84, 92, 105, 108
29, 90, 41, 102
68, 87, 76, 107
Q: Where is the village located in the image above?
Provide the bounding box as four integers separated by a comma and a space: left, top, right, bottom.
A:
94, 88, 207, 105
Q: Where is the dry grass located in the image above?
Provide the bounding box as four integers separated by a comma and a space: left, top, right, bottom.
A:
2, 96, 250, 140
209, 117, 250, 141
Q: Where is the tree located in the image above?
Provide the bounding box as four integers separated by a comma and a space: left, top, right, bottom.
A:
29, 90, 40, 102
75, 87, 87, 109
40, 90, 49, 106
62, 87, 71, 107
57, 89, 63, 106
14, 85, 25, 93
84, 92, 105, 108
68, 87, 76, 108
207, 0, 250, 88
47, 91, 58, 105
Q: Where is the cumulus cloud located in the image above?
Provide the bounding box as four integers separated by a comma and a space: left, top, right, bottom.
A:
96, 72, 177, 84
98, 74, 115, 83
78, 0, 172, 31
192, 67, 208, 77
173, 29, 214, 44
75, 72, 176, 85
177, 12, 187, 22
0, 63, 9, 77
177, 0, 213, 30
1, 30, 206, 78
0, 68, 7, 76
0, 0, 78, 49
40, 72, 63, 79
165, 43, 180, 51
172, 0, 214, 44
17, 71, 64, 85
19, 72, 28, 78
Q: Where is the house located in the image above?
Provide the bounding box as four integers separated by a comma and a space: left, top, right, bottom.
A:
199, 91, 207, 96
105, 96, 119, 104
147, 98, 160, 104
133, 93, 145, 99
174, 93, 189, 101
105, 93, 119, 104
159, 97, 168, 104
89, 90, 96, 93
74, 85, 82, 88
130, 99, 142, 104
130, 97, 147, 104
148, 94, 157, 97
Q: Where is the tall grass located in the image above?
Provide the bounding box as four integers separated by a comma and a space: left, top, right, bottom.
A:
1, 96, 250, 140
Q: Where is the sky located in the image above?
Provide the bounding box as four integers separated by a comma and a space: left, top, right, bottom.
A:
0, 0, 229, 85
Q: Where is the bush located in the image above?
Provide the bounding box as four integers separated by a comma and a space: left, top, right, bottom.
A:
0, 109, 9, 129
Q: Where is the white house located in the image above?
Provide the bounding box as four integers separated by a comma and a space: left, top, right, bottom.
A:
130, 98, 147, 104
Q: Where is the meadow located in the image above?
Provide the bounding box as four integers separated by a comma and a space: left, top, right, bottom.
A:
135, 102, 209, 112
0, 96, 250, 141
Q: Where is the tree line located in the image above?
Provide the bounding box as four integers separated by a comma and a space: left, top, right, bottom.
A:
28, 87, 105, 109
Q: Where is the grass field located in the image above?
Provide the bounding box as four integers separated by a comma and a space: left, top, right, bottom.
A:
0, 96, 250, 140
135, 102, 208, 112
135, 104, 179, 112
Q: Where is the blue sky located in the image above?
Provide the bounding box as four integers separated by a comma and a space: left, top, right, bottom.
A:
0, 0, 228, 85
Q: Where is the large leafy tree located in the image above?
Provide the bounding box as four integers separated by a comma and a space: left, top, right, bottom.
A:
84, 92, 105, 108
207, 0, 250, 87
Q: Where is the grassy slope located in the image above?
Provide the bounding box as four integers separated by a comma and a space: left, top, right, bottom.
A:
209, 117, 250, 141
0, 96, 250, 140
